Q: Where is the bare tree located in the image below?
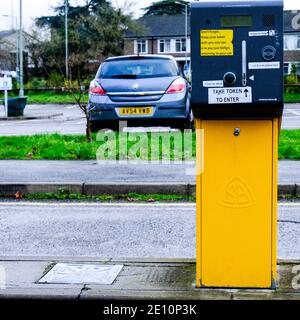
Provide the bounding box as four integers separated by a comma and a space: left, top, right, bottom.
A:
111, 0, 139, 16
27, 29, 92, 142
66, 83, 92, 142
27, 0, 138, 142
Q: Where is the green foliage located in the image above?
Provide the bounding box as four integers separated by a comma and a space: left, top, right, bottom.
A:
25, 92, 89, 104
279, 129, 300, 160
25, 78, 47, 89
12, 79, 19, 90
291, 64, 297, 75
30, 0, 136, 80
284, 75, 299, 85
47, 72, 65, 87
143, 0, 189, 16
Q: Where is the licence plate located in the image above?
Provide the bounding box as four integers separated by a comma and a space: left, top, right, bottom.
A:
119, 107, 153, 116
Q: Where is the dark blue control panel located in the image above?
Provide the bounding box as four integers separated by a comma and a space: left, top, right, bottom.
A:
191, 0, 284, 119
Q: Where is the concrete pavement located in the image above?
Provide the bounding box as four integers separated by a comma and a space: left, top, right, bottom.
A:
0, 257, 299, 299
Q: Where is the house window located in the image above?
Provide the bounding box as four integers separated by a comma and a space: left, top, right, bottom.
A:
284, 36, 288, 50
283, 63, 289, 75
159, 39, 171, 53
175, 38, 186, 52
135, 40, 148, 54
284, 34, 300, 50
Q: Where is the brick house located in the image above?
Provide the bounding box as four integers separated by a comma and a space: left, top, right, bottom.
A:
284, 10, 300, 75
0, 30, 18, 73
124, 15, 190, 70
0, 30, 30, 78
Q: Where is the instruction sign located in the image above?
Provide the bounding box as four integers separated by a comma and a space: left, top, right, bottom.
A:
203, 80, 224, 87
200, 30, 234, 56
249, 62, 280, 69
208, 87, 252, 104
0, 77, 12, 90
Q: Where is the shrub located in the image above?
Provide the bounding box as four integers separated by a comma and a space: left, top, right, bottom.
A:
284, 74, 299, 85
47, 72, 64, 87
25, 77, 47, 89
284, 86, 300, 94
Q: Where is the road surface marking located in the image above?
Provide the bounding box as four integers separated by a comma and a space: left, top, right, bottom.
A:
0, 120, 36, 126
0, 202, 298, 207
285, 109, 300, 116
0, 202, 195, 207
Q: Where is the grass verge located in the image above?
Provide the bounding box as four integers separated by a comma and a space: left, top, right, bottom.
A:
22, 192, 195, 202
0, 132, 196, 160
26, 92, 89, 104
0, 130, 298, 160
284, 93, 300, 103
278, 129, 300, 160
3, 192, 299, 201
1, 92, 299, 104
0, 91, 89, 104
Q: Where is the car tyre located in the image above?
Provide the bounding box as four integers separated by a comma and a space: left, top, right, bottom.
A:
179, 110, 194, 131
90, 121, 101, 133
90, 121, 120, 132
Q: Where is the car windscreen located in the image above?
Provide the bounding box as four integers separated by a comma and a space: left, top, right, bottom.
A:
97, 58, 179, 79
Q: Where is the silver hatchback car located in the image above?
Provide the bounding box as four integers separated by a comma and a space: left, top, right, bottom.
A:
88, 55, 192, 131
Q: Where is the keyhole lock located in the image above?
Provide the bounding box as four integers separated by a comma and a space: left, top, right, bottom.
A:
223, 72, 237, 86
234, 128, 241, 136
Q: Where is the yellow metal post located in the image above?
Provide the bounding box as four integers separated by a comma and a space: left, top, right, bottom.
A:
195, 119, 203, 288
196, 118, 279, 288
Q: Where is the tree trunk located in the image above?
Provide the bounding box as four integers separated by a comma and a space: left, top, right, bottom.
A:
86, 117, 92, 143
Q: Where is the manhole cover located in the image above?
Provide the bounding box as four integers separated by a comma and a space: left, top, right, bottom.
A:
39, 263, 123, 285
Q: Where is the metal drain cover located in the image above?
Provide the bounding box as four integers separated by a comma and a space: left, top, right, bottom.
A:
39, 263, 123, 285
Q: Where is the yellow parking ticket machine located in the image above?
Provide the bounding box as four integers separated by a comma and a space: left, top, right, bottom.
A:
191, 0, 284, 288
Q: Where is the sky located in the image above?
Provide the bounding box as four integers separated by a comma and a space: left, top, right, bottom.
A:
0, 0, 299, 31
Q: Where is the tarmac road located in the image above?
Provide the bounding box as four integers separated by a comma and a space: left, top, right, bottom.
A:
0, 103, 298, 136
0, 159, 298, 184
0, 201, 299, 259
282, 103, 300, 129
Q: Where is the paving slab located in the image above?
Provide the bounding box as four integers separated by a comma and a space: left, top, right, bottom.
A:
0, 260, 84, 299
0, 261, 49, 287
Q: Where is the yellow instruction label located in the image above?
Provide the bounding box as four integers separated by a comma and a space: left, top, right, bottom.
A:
200, 30, 234, 56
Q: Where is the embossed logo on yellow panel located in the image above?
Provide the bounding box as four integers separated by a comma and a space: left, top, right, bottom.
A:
218, 177, 255, 209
